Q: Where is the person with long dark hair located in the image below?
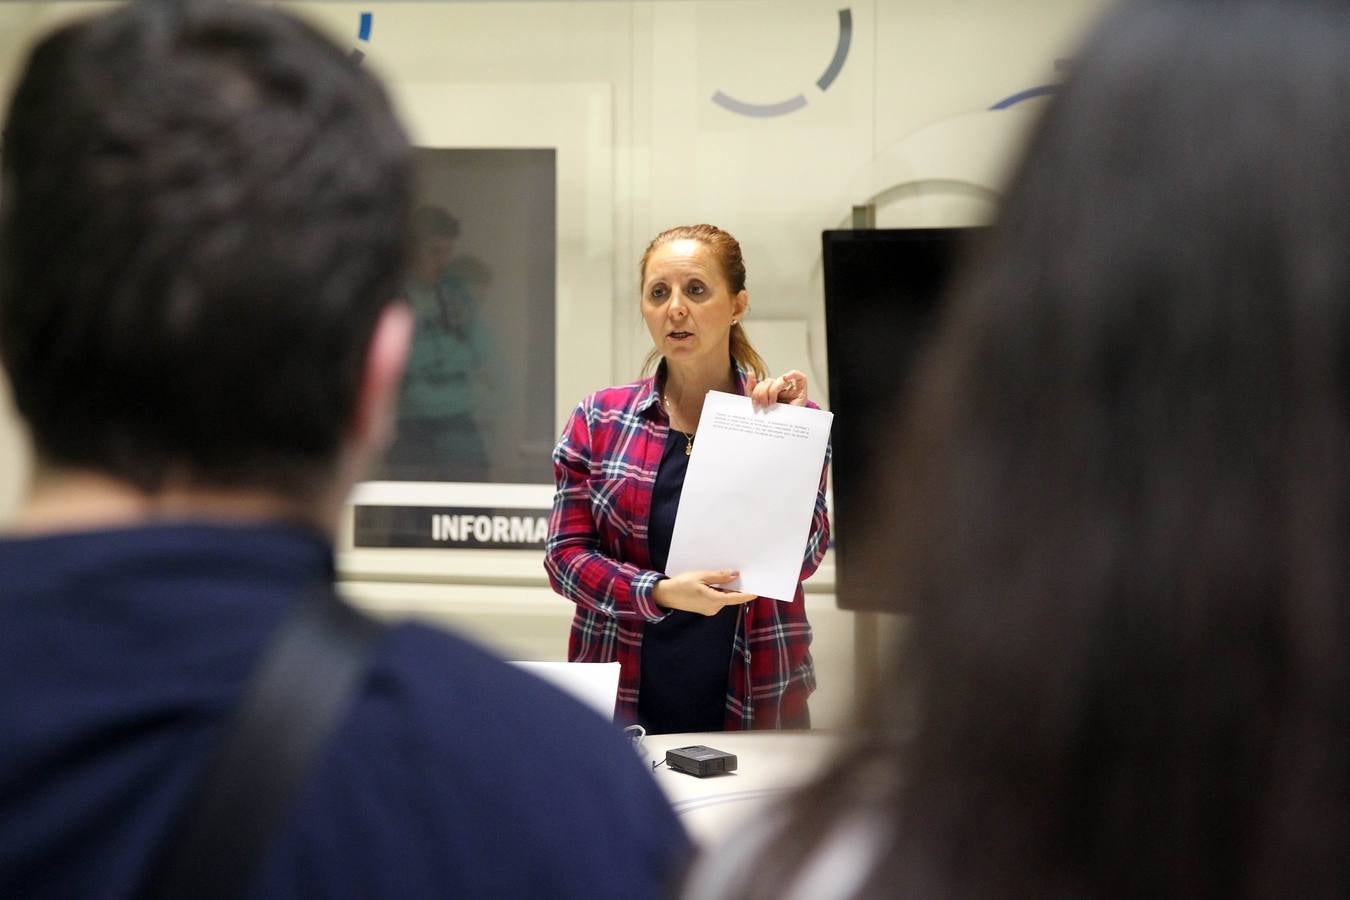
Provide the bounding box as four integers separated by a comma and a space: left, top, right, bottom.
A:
687, 0, 1350, 895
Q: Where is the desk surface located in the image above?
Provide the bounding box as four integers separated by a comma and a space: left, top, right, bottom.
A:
640, 730, 842, 845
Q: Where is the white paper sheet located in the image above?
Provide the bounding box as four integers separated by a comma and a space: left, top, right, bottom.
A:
665, 391, 833, 602
510, 661, 620, 719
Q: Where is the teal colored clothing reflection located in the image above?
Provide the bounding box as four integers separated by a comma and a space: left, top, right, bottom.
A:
387, 272, 495, 478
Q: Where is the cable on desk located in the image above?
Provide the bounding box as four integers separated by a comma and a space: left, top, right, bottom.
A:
624, 723, 647, 756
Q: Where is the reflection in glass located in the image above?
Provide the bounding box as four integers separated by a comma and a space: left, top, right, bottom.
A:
377, 148, 556, 485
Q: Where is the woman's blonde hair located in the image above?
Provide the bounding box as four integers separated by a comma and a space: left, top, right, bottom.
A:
638, 223, 767, 380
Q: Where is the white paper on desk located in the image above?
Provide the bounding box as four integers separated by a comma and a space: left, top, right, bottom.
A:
665, 391, 833, 602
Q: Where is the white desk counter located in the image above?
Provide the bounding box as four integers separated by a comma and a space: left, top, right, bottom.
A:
640, 730, 843, 845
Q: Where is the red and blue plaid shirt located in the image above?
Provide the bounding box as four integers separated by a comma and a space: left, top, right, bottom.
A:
545, 364, 830, 730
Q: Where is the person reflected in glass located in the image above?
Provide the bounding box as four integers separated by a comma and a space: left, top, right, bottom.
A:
385, 205, 495, 481
545, 224, 830, 733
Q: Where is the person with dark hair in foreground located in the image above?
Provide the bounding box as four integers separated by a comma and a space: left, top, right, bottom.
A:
0, 2, 685, 897
686, 1, 1350, 897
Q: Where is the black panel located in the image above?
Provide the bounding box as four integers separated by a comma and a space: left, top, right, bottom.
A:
822, 227, 985, 612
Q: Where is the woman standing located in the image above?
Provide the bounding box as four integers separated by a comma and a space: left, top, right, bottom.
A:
545, 224, 829, 732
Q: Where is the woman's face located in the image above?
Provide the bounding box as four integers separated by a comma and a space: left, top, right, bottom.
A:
641, 239, 747, 372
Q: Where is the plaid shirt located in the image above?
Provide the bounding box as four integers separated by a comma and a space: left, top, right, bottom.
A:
545, 364, 830, 729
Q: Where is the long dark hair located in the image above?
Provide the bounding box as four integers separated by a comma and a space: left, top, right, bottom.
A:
735, 1, 1350, 896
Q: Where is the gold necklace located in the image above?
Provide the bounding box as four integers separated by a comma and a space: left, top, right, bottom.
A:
662, 393, 695, 456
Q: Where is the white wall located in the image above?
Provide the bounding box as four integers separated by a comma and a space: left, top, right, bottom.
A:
0, 0, 1111, 728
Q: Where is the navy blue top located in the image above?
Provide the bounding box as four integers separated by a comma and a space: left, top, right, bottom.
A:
0, 522, 688, 899
639, 429, 739, 734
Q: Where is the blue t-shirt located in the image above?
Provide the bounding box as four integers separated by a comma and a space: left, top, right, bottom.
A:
0, 522, 688, 898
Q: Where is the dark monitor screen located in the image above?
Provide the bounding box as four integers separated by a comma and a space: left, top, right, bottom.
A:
822, 227, 986, 612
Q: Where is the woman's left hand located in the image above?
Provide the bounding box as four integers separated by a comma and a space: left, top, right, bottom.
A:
746, 369, 809, 410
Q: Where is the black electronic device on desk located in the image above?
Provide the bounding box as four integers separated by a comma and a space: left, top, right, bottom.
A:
666, 745, 737, 778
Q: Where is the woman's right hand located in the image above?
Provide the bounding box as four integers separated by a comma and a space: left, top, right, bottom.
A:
652, 571, 756, 616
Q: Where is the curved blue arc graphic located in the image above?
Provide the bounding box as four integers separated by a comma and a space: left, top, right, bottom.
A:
712, 7, 852, 118
815, 9, 853, 91
989, 84, 1059, 110
711, 91, 808, 118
